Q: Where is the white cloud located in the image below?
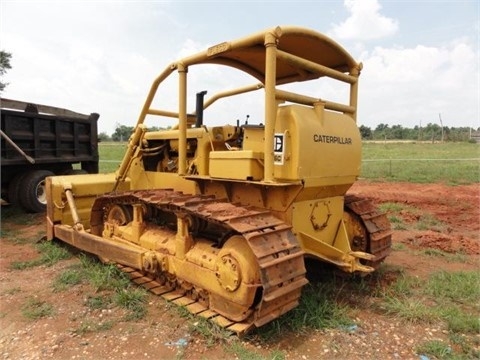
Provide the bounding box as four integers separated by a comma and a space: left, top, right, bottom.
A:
177, 39, 206, 59
357, 39, 479, 128
330, 0, 399, 41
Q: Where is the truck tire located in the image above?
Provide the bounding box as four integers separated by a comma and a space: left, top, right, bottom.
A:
19, 170, 54, 213
7, 172, 28, 207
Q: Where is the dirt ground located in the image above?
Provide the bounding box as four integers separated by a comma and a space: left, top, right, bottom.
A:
0, 180, 478, 360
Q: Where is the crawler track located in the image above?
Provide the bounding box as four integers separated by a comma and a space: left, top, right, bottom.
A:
90, 189, 308, 335
83, 191, 389, 334
344, 194, 392, 269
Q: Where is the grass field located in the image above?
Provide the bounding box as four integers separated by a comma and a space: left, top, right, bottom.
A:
98, 142, 126, 173
98, 141, 480, 184
361, 142, 479, 184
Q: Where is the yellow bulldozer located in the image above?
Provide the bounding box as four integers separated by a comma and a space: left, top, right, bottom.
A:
45, 26, 391, 334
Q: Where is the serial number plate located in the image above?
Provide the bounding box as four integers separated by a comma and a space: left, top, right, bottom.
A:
207, 42, 230, 56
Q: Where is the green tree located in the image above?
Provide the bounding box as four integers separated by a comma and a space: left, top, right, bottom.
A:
98, 132, 111, 142
390, 124, 408, 139
424, 123, 441, 142
373, 123, 390, 140
359, 125, 372, 139
0, 50, 12, 92
112, 125, 134, 142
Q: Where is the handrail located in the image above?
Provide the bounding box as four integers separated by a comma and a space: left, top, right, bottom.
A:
146, 85, 354, 126
147, 108, 196, 122
276, 50, 357, 84
275, 90, 355, 114
203, 83, 264, 110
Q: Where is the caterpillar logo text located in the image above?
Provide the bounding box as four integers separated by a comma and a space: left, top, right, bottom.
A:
314, 134, 352, 145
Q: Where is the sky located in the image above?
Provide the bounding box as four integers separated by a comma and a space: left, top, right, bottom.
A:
1, 0, 479, 135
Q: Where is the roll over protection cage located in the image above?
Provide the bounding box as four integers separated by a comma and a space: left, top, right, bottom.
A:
114, 25, 361, 187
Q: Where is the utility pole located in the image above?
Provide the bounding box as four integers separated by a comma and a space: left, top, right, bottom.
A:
438, 113, 444, 143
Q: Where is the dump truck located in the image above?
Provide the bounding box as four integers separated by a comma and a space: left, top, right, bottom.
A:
1, 98, 99, 212
45, 26, 391, 334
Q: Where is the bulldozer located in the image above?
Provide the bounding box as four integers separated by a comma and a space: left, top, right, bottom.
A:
45, 26, 391, 334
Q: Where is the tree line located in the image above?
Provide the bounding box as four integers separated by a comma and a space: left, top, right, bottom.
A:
99, 125, 168, 142
100, 123, 478, 143
360, 123, 477, 142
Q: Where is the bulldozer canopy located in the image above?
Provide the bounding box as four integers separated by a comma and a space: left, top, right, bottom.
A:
181, 26, 358, 84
